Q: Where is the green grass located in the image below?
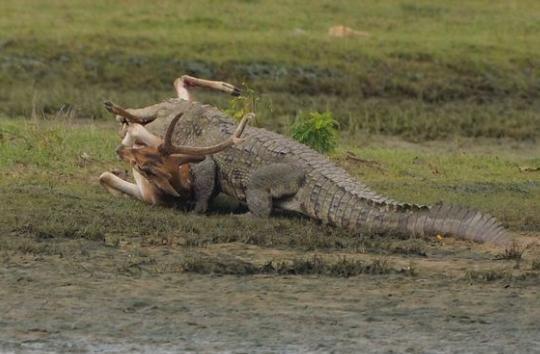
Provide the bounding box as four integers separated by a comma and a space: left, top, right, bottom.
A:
292, 111, 338, 152
0, 1, 538, 258
0, 0, 539, 140
1, 117, 538, 246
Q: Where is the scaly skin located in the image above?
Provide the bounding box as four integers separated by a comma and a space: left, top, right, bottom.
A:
131, 98, 512, 245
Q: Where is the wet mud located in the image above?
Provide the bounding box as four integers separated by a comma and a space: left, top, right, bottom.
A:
1, 231, 539, 353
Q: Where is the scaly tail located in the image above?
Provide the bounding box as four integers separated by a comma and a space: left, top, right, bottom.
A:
330, 191, 512, 245
295, 145, 513, 245
401, 204, 511, 245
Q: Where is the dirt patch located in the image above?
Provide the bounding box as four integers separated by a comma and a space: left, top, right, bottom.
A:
1, 230, 539, 353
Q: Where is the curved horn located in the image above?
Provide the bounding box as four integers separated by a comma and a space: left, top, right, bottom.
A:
159, 113, 183, 155
234, 112, 253, 137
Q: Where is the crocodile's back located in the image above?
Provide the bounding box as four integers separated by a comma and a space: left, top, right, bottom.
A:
213, 118, 396, 220
212, 122, 293, 201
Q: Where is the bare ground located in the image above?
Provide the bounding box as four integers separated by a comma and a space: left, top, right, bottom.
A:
1, 229, 539, 353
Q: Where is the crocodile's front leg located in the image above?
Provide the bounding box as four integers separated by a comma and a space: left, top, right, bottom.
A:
191, 158, 219, 213
245, 163, 305, 217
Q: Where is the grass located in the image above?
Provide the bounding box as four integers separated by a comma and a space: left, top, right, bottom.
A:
179, 255, 405, 277
464, 269, 539, 283
0, 0, 539, 140
1, 117, 538, 246
532, 260, 540, 271
0, 118, 538, 284
0, 0, 538, 275
494, 243, 526, 261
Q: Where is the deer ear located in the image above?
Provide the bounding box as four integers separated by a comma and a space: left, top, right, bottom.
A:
116, 146, 137, 164
138, 165, 179, 197
178, 164, 193, 191
151, 176, 180, 197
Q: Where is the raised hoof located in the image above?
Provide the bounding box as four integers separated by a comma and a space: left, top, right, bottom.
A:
103, 100, 114, 113
231, 87, 241, 96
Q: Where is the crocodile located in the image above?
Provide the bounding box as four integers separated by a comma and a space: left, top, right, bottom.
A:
118, 97, 512, 246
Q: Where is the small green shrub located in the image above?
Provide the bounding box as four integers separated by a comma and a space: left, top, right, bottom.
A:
225, 86, 259, 122
291, 111, 339, 153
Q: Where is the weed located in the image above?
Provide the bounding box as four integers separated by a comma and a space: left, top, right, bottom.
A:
494, 243, 525, 261
292, 111, 339, 153
463, 269, 538, 283
400, 3, 445, 17
384, 240, 427, 257
465, 270, 511, 282
270, 256, 398, 277
0, 118, 538, 283
177, 254, 402, 277
1, 118, 539, 254
402, 262, 418, 277
532, 259, 540, 271
225, 86, 259, 122
0, 236, 65, 257
181, 254, 260, 275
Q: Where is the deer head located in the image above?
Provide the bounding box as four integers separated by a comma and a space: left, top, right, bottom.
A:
116, 112, 250, 199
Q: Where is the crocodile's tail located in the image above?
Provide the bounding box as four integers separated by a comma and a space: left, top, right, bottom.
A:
353, 203, 512, 245
326, 193, 512, 245
389, 204, 510, 244
299, 159, 512, 245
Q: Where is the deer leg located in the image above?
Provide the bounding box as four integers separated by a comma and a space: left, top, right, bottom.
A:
174, 75, 241, 100
104, 101, 162, 125
99, 172, 142, 199
120, 123, 163, 148
99, 170, 166, 206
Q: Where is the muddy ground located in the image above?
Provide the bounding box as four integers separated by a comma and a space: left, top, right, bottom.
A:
1, 227, 539, 353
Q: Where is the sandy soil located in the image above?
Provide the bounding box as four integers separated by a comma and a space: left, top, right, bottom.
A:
1, 232, 539, 353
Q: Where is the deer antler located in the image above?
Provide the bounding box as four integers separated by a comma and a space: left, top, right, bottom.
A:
160, 113, 183, 154
103, 101, 154, 125
159, 113, 252, 156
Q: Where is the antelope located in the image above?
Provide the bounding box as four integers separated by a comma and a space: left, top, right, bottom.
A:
99, 75, 250, 208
